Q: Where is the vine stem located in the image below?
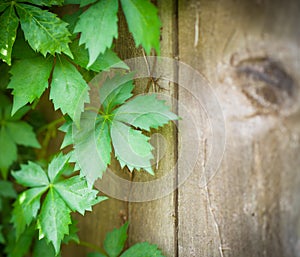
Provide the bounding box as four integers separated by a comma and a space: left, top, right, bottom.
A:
37, 116, 65, 134
78, 240, 107, 255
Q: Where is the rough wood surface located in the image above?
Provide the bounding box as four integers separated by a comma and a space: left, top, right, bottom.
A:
126, 1, 178, 256
177, 0, 300, 256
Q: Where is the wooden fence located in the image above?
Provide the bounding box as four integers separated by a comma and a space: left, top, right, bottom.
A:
63, 0, 300, 256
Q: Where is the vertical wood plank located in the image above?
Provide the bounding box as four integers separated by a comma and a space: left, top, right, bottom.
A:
177, 0, 300, 257
127, 1, 178, 256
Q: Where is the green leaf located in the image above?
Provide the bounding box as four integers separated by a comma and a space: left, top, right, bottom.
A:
5, 224, 36, 257
12, 31, 39, 59
104, 222, 129, 257
12, 161, 49, 187
99, 72, 134, 113
62, 219, 79, 244
53, 175, 103, 215
0, 92, 10, 108
87, 253, 107, 257
111, 121, 154, 174
37, 187, 71, 254
74, 0, 118, 66
80, 0, 98, 7
8, 56, 53, 114
71, 110, 112, 184
33, 238, 60, 257
0, 225, 5, 244
67, 72, 177, 180
59, 117, 73, 149
21, 0, 64, 6
0, 100, 40, 178
50, 57, 89, 125
0, 3, 10, 13
62, 9, 83, 38
6, 121, 40, 147
16, 4, 72, 57
120, 242, 165, 257
9, 105, 31, 121
0, 62, 10, 89
64, 0, 80, 4
120, 0, 161, 55
113, 94, 178, 131
47, 152, 72, 183
11, 187, 48, 238
0, 126, 17, 177
0, 180, 17, 198
0, 5, 19, 65
69, 39, 128, 71
95, 117, 112, 173
11, 154, 101, 253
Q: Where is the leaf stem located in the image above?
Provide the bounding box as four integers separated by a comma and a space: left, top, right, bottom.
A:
37, 116, 65, 134
78, 240, 107, 255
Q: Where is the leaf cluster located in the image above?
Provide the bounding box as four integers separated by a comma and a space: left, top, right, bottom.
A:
88, 222, 165, 257
0, 0, 173, 256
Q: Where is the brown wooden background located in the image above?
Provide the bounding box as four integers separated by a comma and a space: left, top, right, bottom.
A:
62, 0, 300, 256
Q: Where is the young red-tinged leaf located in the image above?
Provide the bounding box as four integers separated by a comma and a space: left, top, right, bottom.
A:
120, 242, 165, 257
16, 4, 73, 58
120, 0, 161, 55
11, 187, 48, 238
50, 57, 89, 125
104, 222, 129, 257
37, 188, 71, 254
74, 0, 118, 66
113, 94, 178, 131
0, 5, 19, 65
8, 56, 53, 115
12, 162, 49, 187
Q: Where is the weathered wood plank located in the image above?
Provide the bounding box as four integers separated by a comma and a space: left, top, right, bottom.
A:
127, 1, 178, 256
177, 0, 300, 256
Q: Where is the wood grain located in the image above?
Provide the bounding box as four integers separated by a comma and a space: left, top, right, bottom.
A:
177, 0, 300, 256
